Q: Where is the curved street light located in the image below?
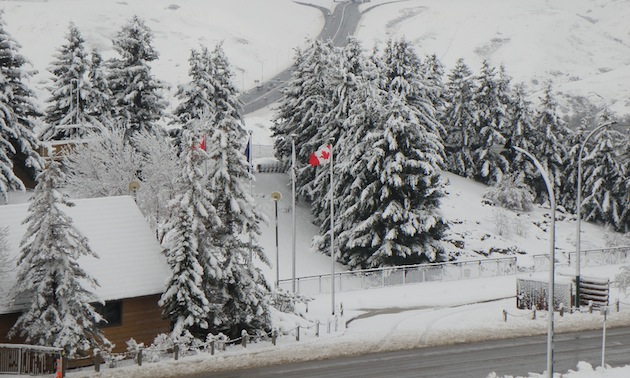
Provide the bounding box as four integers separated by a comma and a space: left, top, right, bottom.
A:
491, 141, 556, 378
575, 121, 617, 308
575, 119, 630, 308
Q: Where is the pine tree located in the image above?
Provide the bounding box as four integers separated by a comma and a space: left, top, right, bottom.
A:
41, 23, 97, 141
339, 93, 447, 268
271, 39, 335, 203
86, 48, 114, 128
172, 47, 215, 125
531, 83, 569, 202
0, 11, 43, 190
581, 124, 628, 232
160, 120, 223, 337
107, 15, 167, 136
442, 58, 477, 178
505, 83, 537, 181
159, 188, 213, 336
332, 61, 388, 267
471, 60, 509, 185
310, 38, 366, 227
203, 45, 271, 336
0, 94, 22, 202
560, 119, 588, 213
10, 160, 108, 356
421, 53, 446, 136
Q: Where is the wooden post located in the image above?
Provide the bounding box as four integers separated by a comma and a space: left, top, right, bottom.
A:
210, 340, 215, 355
137, 349, 143, 366
503, 309, 507, 322
272, 329, 277, 346
295, 326, 300, 342
315, 320, 320, 337
174, 345, 179, 361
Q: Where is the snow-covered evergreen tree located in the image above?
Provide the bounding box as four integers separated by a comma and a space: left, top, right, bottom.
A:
160, 119, 223, 337
332, 60, 388, 266
10, 159, 108, 356
442, 58, 477, 178
421, 53, 446, 137
471, 60, 510, 185
272, 39, 335, 203
560, 119, 588, 213
107, 15, 167, 136
581, 125, 628, 232
203, 45, 271, 335
340, 92, 447, 269
172, 47, 215, 125
504, 83, 537, 181
310, 38, 366, 227
0, 11, 43, 190
0, 97, 22, 202
86, 48, 114, 128
530, 83, 569, 202
41, 23, 98, 141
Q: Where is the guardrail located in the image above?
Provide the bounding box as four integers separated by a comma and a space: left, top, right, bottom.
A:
280, 246, 630, 296
0, 343, 63, 376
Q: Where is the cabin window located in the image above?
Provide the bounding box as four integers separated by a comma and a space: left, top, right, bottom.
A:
93, 300, 123, 327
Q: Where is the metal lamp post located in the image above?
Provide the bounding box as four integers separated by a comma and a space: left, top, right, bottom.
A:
290, 134, 298, 293
491, 142, 556, 378
271, 191, 282, 288
575, 121, 617, 308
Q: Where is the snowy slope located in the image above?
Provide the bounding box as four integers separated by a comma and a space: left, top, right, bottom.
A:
2, 0, 630, 116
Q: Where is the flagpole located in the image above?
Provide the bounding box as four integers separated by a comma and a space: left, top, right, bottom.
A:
291, 134, 297, 293
329, 140, 335, 316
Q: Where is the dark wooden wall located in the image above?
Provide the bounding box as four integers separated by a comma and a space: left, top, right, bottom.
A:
0, 294, 171, 353
104, 294, 171, 352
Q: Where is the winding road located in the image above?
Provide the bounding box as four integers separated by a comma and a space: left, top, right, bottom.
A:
238, 1, 361, 114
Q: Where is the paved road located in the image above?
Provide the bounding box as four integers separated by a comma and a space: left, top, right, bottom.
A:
238, 1, 361, 114
189, 326, 630, 377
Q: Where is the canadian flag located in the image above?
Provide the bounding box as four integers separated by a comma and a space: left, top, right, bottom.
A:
309, 144, 331, 167
197, 134, 206, 151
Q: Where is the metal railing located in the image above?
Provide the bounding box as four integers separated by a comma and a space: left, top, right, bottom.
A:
280, 246, 630, 296
533, 246, 630, 272
0, 343, 63, 376
279, 257, 517, 295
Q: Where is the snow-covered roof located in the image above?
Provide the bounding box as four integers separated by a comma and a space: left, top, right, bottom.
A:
0, 196, 170, 314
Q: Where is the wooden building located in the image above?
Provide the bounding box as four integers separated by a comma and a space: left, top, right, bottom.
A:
0, 196, 172, 353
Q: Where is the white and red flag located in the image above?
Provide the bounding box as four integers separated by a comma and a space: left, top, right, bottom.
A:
309, 144, 331, 167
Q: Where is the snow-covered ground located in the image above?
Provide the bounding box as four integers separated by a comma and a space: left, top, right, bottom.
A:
2, 0, 630, 376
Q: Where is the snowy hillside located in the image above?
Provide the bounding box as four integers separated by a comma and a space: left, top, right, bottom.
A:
251, 159, 627, 283
3, 0, 630, 116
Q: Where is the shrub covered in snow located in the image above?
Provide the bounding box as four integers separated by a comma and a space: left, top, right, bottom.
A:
484, 172, 535, 212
